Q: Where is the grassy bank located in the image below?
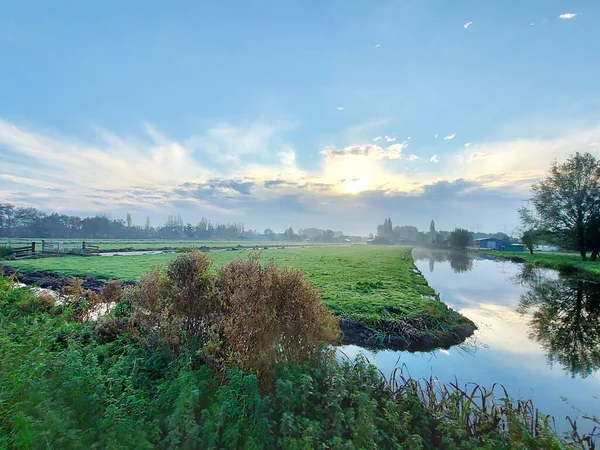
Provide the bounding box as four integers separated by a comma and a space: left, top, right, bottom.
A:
482, 251, 600, 278
1, 274, 593, 449
4, 246, 475, 349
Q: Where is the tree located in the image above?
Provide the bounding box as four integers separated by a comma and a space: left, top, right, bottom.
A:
144, 217, 151, 233
376, 218, 394, 239
126, 212, 132, 228
521, 152, 600, 261
520, 229, 539, 255
449, 228, 473, 250
429, 220, 436, 233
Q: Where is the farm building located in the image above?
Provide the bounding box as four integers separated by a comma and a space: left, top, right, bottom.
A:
472, 237, 510, 250
237, 235, 271, 241
505, 243, 525, 252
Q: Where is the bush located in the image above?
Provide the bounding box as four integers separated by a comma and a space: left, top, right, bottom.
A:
100, 280, 124, 304
0, 245, 11, 259
128, 250, 340, 377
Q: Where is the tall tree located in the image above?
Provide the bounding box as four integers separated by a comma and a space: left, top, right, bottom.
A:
429, 220, 436, 233
449, 228, 473, 250
126, 212, 132, 228
521, 152, 600, 261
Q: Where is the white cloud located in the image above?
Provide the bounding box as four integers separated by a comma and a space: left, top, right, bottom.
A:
385, 135, 396, 142
278, 149, 296, 166
444, 133, 456, 140
464, 21, 473, 29
464, 142, 471, 147
559, 13, 577, 19
434, 134, 438, 138
373, 136, 382, 142
407, 136, 411, 140
337, 106, 344, 110
375, 44, 381, 48
430, 155, 439, 163
530, 22, 535, 26
408, 154, 420, 161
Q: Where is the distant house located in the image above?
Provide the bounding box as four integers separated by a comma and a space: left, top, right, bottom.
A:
238, 235, 271, 242
367, 237, 394, 245
472, 237, 510, 250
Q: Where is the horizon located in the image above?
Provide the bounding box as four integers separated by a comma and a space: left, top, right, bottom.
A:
1, 1, 599, 235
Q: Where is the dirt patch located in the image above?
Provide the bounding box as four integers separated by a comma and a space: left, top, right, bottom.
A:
1, 266, 135, 292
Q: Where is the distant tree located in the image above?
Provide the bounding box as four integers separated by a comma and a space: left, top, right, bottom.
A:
144, 216, 151, 232
449, 228, 473, 250
376, 218, 394, 239
284, 227, 296, 241
368, 232, 374, 239
430, 220, 436, 233
520, 229, 540, 255
126, 212, 132, 228
521, 152, 600, 261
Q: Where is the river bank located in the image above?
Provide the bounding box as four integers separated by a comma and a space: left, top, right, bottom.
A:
2, 246, 476, 351
479, 251, 600, 279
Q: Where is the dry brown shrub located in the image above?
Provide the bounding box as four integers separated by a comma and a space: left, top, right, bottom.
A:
127, 250, 340, 377
61, 277, 84, 296
100, 280, 124, 304
36, 291, 57, 312
213, 255, 340, 375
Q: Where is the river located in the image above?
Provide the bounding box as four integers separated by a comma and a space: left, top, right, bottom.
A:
340, 248, 600, 433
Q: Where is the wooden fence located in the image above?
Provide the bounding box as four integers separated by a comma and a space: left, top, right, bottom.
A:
11, 243, 36, 258
40, 240, 99, 256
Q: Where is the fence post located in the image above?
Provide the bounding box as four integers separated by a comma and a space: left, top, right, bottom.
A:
41, 240, 45, 253
31, 242, 36, 255
82, 241, 86, 256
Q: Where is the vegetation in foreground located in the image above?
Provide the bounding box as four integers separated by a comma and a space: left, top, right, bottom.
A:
485, 251, 600, 278
4, 246, 475, 348
1, 259, 596, 449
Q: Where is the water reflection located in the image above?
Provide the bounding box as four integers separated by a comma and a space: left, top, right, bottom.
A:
413, 249, 474, 274
516, 267, 600, 378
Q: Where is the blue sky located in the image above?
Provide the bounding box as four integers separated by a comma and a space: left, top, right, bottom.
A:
1, 1, 599, 235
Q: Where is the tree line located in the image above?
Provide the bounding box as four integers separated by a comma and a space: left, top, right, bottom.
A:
0, 204, 350, 242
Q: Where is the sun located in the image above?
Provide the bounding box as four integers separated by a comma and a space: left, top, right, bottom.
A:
344, 178, 369, 194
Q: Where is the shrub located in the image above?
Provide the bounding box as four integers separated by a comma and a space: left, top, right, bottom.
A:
128, 250, 340, 377
0, 245, 11, 259
100, 280, 124, 304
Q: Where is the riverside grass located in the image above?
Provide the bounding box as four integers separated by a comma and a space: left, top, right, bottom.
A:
484, 251, 600, 278
5, 246, 474, 344
0, 273, 593, 449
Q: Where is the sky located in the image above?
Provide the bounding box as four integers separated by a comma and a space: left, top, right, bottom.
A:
1, 1, 599, 236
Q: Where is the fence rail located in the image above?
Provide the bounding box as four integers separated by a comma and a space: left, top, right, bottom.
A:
11, 243, 36, 258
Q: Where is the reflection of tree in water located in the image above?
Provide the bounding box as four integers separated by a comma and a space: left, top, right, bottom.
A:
517, 268, 600, 378
413, 249, 473, 274
448, 251, 473, 273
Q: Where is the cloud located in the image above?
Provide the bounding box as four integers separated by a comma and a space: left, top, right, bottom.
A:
464, 21, 473, 29
444, 133, 456, 140
530, 22, 535, 26
559, 13, 577, 19
385, 135, 396, 142
373, 136, 382, 142
434, 134, 438, 138
337, 106, 344, 110
375, 44, 381, 48
2, 117, 600, 233
464, 142, 471, 147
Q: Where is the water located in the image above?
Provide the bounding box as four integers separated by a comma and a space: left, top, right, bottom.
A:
340, 248, 600, 432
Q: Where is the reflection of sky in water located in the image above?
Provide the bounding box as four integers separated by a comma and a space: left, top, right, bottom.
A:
340, 252, 600, 433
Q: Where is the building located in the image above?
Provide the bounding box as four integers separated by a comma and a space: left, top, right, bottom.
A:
472, 237, 510, 250
238, 235, 271, 242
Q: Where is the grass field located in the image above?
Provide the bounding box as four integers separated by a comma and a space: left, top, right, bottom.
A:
4, 246, 473, 341
0, 238, 327, 252
483, 251, 600, 277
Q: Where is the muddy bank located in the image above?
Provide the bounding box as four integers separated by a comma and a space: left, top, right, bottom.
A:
339, 318, 476, 352
1, 266, 134, 292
